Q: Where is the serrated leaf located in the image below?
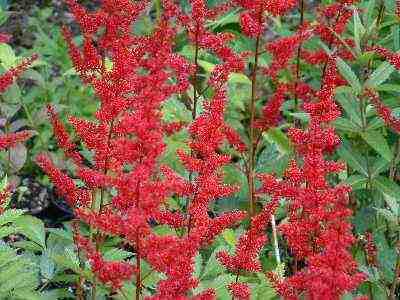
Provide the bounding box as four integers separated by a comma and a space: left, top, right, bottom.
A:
365, 61, 395, 88
337, 142, 369, 176
343, 175, 368, 190
40, 251, 55, 280
0, 44, 16, 68
336, 57, 361, 93
361, 130, 393, 161
373, 176, 400, 199
333, 117, 361, 132
353, 8, 365, 54
335, 90, 362, 126
14, 215, 46, 249
103, 248, 133, 261
52, 247, 80, 273
264, 128, 291, 155
0, 209, 24, 226
371, 157, 390, 178
201, 247, 225, 280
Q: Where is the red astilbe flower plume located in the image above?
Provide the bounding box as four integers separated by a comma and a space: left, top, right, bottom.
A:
228, 282, 251, 300
365, 89, 400, 134
301, 2, 355, 67
74, 233, 134, 291
369, 46, 400, 71
261, 60, 365, 299
163, 0, 245, 87
234, 0, 297, 37
0, 52, 37, 151
0, 54, 38, 93
218, 198, 279, 275
255, 83, 287, 130
264, 26, 312, 78
0, 131, 35, 151
39, 1, 245, 298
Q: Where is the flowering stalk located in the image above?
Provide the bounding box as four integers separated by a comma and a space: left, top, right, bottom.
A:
262, 60, 365, 299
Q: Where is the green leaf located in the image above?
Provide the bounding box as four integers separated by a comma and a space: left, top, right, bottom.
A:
52, 247, 80, 273
333, 117, 361, 133
103, 248, 133, 261
383, 194, 399, 217
337, 142, 369, 176
373, 176, 400, 199
0, 209, 24, 226
376, 208, 398, 223
197, 59, 251, 85
370, 157, 390, 178
365, 61, 395, 88
193, 253, 203, 279
201, 247, 225, 280
264, 128, 292, 155
361, 130, 393, 161
353, 8, 365, 54
40, 251, 55, 280
221, 229, 236, 247
0, 44, 16, 68
0, 226, 16, 239
335, 90, 362, 126
343, 175, 368, 190
336, 57, 361, 93
14, 215, 46, 249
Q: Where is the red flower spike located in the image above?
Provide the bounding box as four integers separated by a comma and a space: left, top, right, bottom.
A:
228, 282, 251, 300
261, 59, 365, 299
365, 89, 400, 134
36, 154, 91, 208
74, 234, 135, 290
0, 54, 38, 93
0, 130, 35, 151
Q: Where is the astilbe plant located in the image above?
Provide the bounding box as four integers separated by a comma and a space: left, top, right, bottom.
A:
34, 0, 400, 299
0, 37, 37, 211
36, 1, 246, 299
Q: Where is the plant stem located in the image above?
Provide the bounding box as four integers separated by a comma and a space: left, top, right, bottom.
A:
192, 25, 200, 121
271, 214, 281, 265
390, 251, 400, 300
294, 0, 305, 123
248, 24, 261, 217
90, 120, 115, 299
186, 24, 200, 236
231, 273, 240, 300
136, 232, 142, 300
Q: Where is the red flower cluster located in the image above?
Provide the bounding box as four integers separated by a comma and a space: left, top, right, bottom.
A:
370, 46, 400, 71
38, 1, 246, 298
228, 282, 251, 300
235, 0, 296, 38
366, 89, 400, 134
264, 26, 312, 78
0, 37, 36, 212
36, 1, 369, 299
261, 60, 365, 299
74, 233, 135, 290
0, 54, 38, 93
